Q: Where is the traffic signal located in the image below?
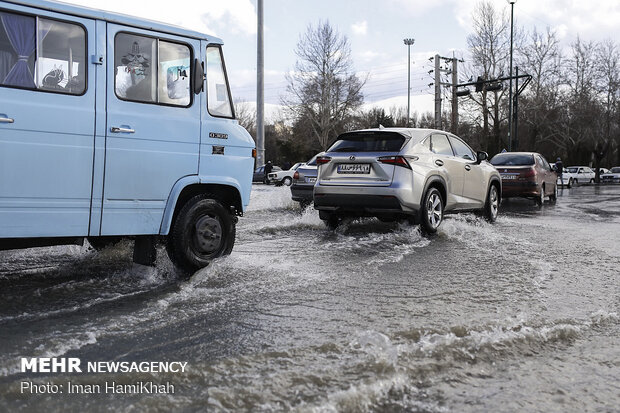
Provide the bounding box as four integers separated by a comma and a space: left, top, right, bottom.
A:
475, 76, 484, 92
485, 82, 503, 92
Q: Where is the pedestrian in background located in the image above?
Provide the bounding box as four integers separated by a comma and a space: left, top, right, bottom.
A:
556, 157, 564, 186
264, 161, 273, 184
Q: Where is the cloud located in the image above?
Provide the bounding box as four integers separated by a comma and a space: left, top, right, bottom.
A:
388, 0, 452, 16
449, 0, 620, 41
61, 0, 257, 37
351, 21, 368, 35
389, 0, 619, 43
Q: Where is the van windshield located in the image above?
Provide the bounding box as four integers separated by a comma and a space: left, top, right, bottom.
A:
206, 46, 233, 118
490, 153, 535, 166
328, 132, 406, 152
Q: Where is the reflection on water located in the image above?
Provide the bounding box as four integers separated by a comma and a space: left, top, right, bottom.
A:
0, 185, 619, 412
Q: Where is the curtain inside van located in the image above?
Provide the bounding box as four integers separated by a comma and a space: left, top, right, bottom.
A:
0, 12, 36, 88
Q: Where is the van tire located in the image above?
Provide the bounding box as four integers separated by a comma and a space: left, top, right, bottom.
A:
167, 194, 235, 273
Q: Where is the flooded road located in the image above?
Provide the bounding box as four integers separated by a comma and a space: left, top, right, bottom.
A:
1, 185, 619, 412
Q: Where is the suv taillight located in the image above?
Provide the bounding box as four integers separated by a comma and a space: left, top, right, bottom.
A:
316, 156, 332, 165
377, 155, 411, 169
293, 171, 299, 180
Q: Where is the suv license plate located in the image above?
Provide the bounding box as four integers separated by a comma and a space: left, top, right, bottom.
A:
337, 164, 370, 174
501, 174, 516, 180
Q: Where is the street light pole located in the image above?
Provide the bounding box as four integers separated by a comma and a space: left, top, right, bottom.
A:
403, 38, 415, 127
507, 0, 516, 151
257, 0, 265, 166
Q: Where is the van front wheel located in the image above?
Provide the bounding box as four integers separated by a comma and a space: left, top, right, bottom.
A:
167, 194, 235, 273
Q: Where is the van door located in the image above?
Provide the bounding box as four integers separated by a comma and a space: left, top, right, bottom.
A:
101, 24, 200, 235
0, 8, 95, 238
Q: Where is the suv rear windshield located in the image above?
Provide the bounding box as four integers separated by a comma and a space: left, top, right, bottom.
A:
328, 132, 406, 152
490, 153, 535, 166
306, 155, 319, 166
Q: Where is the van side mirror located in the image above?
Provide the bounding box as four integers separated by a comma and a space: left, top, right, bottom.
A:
476, 151, 488, 164
193, 58, 204, 95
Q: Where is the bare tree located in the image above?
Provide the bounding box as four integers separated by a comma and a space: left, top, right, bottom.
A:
234, 99, 256, 135
596, 39, 620, 168
463, 1, 512, 153
283, 21, 365, 150
517, 27, 564, 150
558, 38, 601, 160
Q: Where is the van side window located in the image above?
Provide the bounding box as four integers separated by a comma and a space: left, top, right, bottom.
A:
206, 45, 233, 118
0, 11, 86, 94
114, 33, 190, 106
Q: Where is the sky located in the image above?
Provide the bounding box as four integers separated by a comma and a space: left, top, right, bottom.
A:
62, 0, 620, 120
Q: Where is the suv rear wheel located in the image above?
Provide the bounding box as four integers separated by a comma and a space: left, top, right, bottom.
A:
319, 210, 340, 229
420, 187, 443, 234
167, 194, 235, 273
484, 184, 499, 222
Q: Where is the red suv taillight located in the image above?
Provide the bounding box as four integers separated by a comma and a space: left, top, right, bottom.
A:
377, 155, 411, 169
316, 156, 332, 165
293, 171, 299, 180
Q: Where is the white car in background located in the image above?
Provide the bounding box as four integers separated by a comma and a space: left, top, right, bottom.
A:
558, 166, 595, 187
268, 162, 304, 186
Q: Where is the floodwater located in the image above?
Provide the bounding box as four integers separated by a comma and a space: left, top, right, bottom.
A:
1, 185, 619, 412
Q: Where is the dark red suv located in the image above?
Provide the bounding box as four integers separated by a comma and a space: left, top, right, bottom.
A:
490, 152, 557, 205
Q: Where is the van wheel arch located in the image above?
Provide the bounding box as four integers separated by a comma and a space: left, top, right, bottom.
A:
171, 184, 241, 228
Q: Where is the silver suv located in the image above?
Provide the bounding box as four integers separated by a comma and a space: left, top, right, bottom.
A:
313, 128, 501, 232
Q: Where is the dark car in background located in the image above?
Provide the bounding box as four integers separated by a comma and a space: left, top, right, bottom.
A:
253, 164, 282, 183
491, 152, 557, 206
290, 154, 321, 207
601, 167, 620, 183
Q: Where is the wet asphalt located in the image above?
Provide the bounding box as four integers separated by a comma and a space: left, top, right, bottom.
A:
0, 184, 619, 412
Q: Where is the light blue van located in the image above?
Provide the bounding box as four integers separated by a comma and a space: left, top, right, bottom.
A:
0, 0, 255, 272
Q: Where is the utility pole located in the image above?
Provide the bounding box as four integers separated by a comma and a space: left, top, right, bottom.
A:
404, 38, 415, 127
434, 54, 441, 129
514, 66, 519, 150
507, 0, 516, 151
256, 0, 265, 166
431, 54, 460, 131
451, 56, 458, 134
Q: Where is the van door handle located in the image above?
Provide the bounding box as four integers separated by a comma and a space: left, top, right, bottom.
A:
0, 116, 14, 123
110, 127, 135, 133
435, 159, 444, 166
465, 164, 471, 171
